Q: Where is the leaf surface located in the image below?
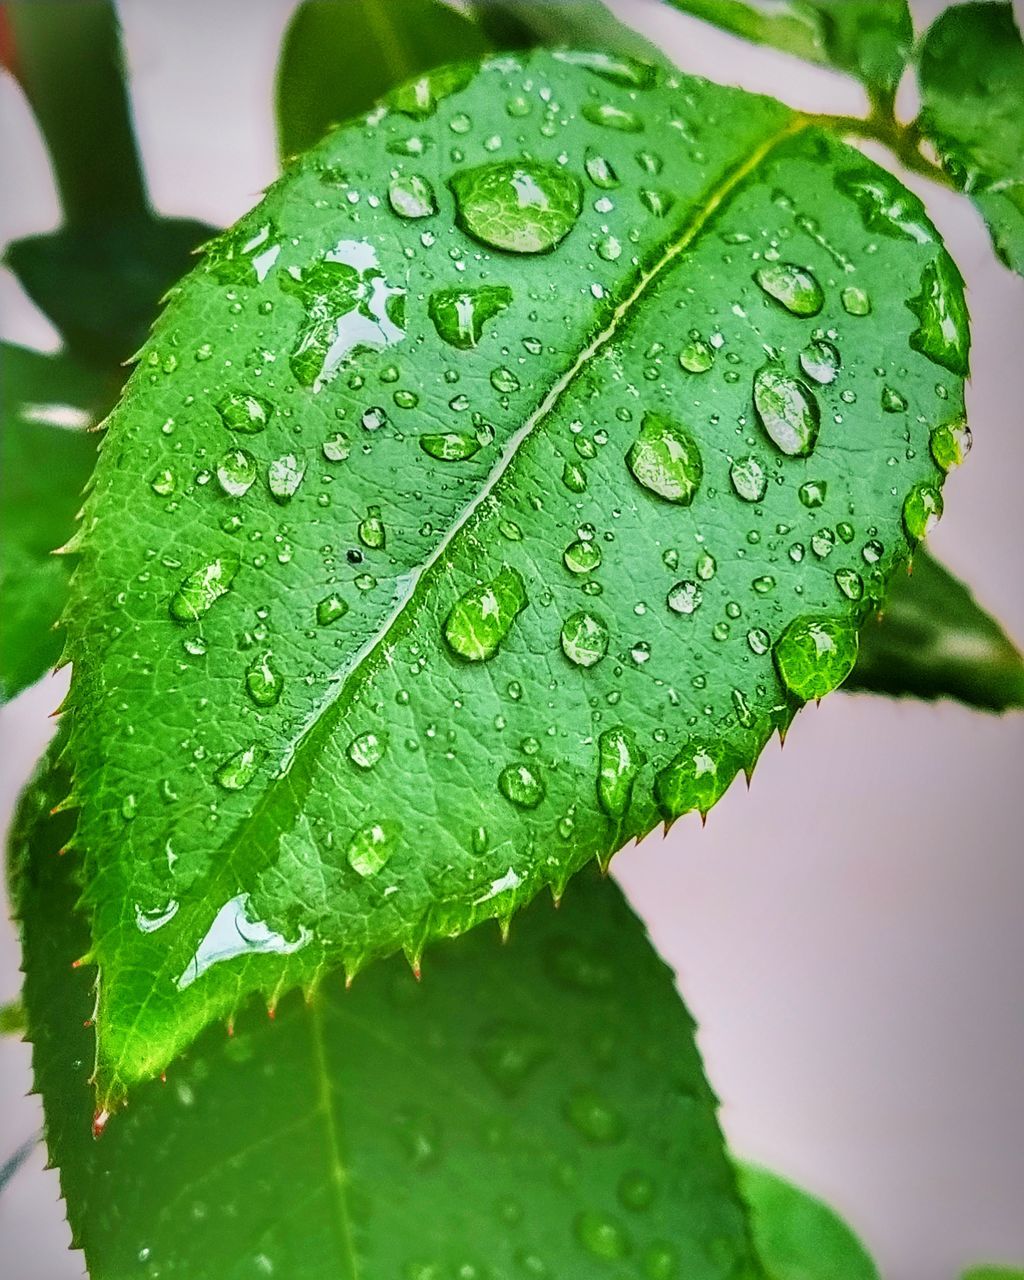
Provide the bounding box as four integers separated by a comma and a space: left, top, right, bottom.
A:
276, 0, 491, 160
736, 1163, 879, 1280
14, 750, 762, 1279
846, 547, 1024, 712
916, 1, 1024, 277
62, 50, 970, 1100
0, 344, 109, 702
664, 1, 912, 103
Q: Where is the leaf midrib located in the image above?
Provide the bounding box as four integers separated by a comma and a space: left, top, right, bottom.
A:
101, 111, 812, 1093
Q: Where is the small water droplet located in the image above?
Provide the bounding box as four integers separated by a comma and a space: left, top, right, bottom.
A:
574, 1210, 630, 1260
655, 741, 739, 819
217, 392, 272, 434
323, 432, 351, 462
348, 731, 387, 770
597, 726, 643, 819
584, 147, 620, 189
388, 173, 437, 219
729, 455, 768, 503
582, 101, 643, 132
799, 338, 841, 384
553, 49, 656, 88
840, 284, 871, 316
498, 761, 545, 809
563, 540, 601, 574
420, 430, 481, 461
358, 506, 386, 549
564, 1086, 625, 1143
929, 417, 971, 471
347, 821, 398, 876
170, 557, 238, 623
881, 385, 907, 413
217, 448, 257, 497
906, 251, 970, 375
798, 479, 827, 508
268, 454, 305, 503
214, 743, 264, 791
317, 593, 348, 626
678, 338, 714, 373
667, 580, 703, 615
245, 652, 283, 706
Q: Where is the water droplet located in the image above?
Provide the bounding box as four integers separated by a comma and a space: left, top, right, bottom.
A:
574, 1210, 630, 1260
881, 385, 907, 413
217, 448, 257, 497
596, 233, 622, 262
268, 454, 305, 503
170, 557, 238, 623
387, 63, 472, 118
678, 338, 714, 373
640, 188, 674, 217
358, 506, 386, 549
214, 743, 264, 791
444, 568, 527, 662
450, 160, 582, 254
799, 338, 841, 384
618, 1170, 656, 1211
597, 726, 643, 819
428, 285, 512, 349
151, 468, 175, 496
929, 417, 971, 471
655, 741, 740, 819
753, 262, 824, 316
217, 392, 272, 434
564, 1086, 624, 1143
562, 461, 587, 493
773, 615, 858, 700
667, 580, 703, 615
794, 483, 826, 513
753, 366, 820, 457
347, 821, 398, 876
490, 366, 520, 393
906, 252, 970, 375
388, 173, 437, 219
553, 49, 656, 88
582, 102, 643, 132
475, 1021, 548, 1096
729, 455, 768, 503
498, 761, 545, 809
348, 731, 387, 770
361, 405, 389, 432
323, 432, 351, 462
316, 593, 348, 626
584, 148, 619, 189
245, 652, 283, 707
834, 567, 864, 600
420, 431, 481, 461
563, 540, 601, 574
626, 411, 703, 505
837, 167, 933, 243
696, 551, 717, 581
841, 285, 871, 316
642, 1241, 679, 1279
902, 482, 944, 541
561, 611, 609, 667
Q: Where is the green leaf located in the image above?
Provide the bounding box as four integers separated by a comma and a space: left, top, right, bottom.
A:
470, 0, 667, 64
62, 50, 969, 1102
276, 0, 491, 160
0, 344, 109, 703
3, 1, 216, 363
961, 1268, 1024, 1280
14, 750, 763, 1279
846, 546, 1024, 712
736, 1162, 880, 1280
664, 1, 912, 105
916, 2, 1024, 277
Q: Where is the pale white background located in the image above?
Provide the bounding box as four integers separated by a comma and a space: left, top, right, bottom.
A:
1, 2, 1022, 1277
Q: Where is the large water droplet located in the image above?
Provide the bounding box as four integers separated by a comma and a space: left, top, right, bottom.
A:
906, 252, 970, 375
655, 741, 740, 820
419, 430, 481, 461
444, 567, 527, 661
563, 539, 601, 574
729, 455, 768, 503
597, 726, 643, 819
498, 762, 545, 809
753, 262, 824, 316
387, 63, 472, 118
245, 652, 283, 707
450, 160, 583, 254
268, 453, 306, 503
753, 366, 820, 457
217, 448, 257, 498
799, 338, 841, 384
584, 148, 619, 189
358, 506, 386, 549
930, 417, 971, 471
348, 731, 387, 770
837, 167, 933, 243
217, 392, 272, 434
667, 580, 703, 615
902, 482, 944, 541
561, 611, 609, 667
169, 557, 238, 623
214, 744, 264, 791
428, 284, 512, 349
678, 338, 714, 373
841, 284, 871, 316
626, 411, 703, 505
773, 615, 858, 700
552, 49, 656, 88
581, 102, 643, 132
317, 593, 348, 626
347, 821, 398, 876
388, 173, 437, 219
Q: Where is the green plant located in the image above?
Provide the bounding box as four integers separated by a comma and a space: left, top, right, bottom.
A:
2, 1, 1021, 1275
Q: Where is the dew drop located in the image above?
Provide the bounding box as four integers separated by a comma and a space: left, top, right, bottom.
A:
678, 338, 714, 373
316, 593, 348, 626
388, 173, 437, 219
753, 366, 820, 457
753, 262, 824, 316
449, 159, 583, 254
564, 1086, 625, 1143
420, 431, 481, 461
498, 761, 545, 809
729, 455, 768, 503
799, 338, 841, 385
347, 821, 398, 876
667, 580, 703, 615
906, 252, 970, 375
584, 148, 619, 189
268, 454, 305, 503
217, 448, 257, 498
552, 49, 656, 88
626, 411, 703, 505
217, 391, 272, 434
560, 610, 609, 667
214, 743, 264, 791
902, 482, 944, 541
881, 385, 908, 413
574, 1210, 630, 1260
929, 417, 971, 471
597, 726, 643, 819
563, 540, 601, 574
245, 652, 283, 707
773, 615, 858, 700
581, 101, 643, 132
841, 284, 871, 316
169, 557, 238, 623
428, 285, 513, 349
444, 567, 527, 662
348, 731, 387, 770
655, 740, 740, 819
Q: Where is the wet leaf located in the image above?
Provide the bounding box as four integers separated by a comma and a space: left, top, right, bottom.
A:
60, 51, 969, 1100
665, 0, 912, 104
736, 1162, 880, 1280
916, 2, 1024, 277
0, 344, 109, 703
14, 749, 761, 1278
847, 547, 1024, 712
